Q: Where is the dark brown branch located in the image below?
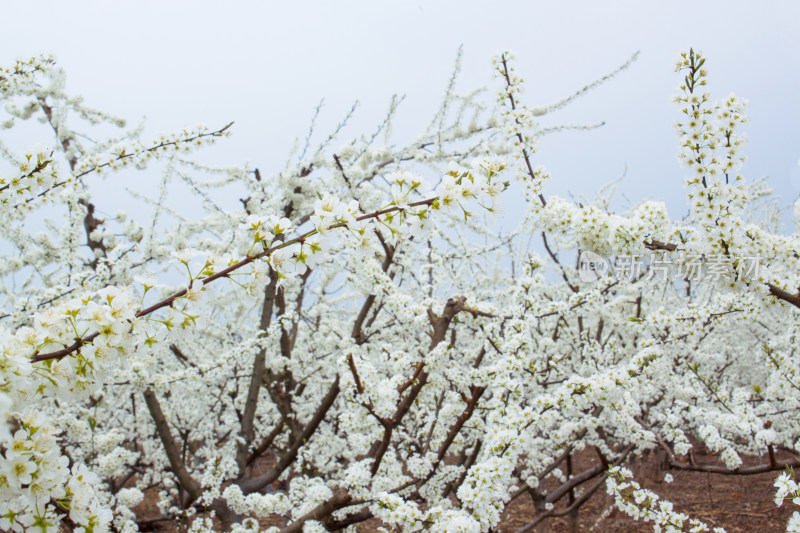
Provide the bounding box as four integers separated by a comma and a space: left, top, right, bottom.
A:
508, 446, 575, 504
512, 444, 634, 533
327, 508, 373, 531
240, 377, 340, 494
143, 389, 201, 502
543, 232, 577, 292
443, 439, 482, 499
245, 422, 285, 467
767, 283, 800, 309
333, 153, 352, 188
279, 491, 352, 533
644, 239, 678, 252
668, 457, 800, 475
236, 271, 278, 470
369, 297, 471, 476
436, 386, 485, 463
346, 353, 365, 395
415, 385, 485, 492
545, 463, 604, 504
351, 230, 395, 344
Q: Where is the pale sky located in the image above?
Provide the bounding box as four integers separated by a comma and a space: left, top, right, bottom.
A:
2, 1, 799, 226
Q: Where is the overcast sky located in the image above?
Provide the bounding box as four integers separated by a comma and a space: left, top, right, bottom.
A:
2, 1, 799, 226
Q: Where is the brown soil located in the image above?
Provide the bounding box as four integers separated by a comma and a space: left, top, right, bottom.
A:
498, 449, 792, 533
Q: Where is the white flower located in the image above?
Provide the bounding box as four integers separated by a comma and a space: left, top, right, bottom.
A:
4, 452, 37, 487
185, 280, 206, 304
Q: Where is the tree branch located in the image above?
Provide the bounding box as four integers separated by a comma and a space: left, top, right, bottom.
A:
143, 389, 201, 502
236, 270, 278, 470
240, 376, 340, 494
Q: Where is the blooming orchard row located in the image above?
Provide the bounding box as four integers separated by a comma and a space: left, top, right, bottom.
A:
0, 47, 798, 533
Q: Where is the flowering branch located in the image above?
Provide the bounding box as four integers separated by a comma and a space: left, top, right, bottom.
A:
30, 196, 437, 363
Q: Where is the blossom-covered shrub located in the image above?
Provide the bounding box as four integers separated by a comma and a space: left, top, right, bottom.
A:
0, 47, 799, 533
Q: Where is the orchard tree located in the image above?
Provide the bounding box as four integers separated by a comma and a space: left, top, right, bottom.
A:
0, 46, 800, 533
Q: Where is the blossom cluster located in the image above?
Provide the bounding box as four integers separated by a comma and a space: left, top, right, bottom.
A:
775, 471, 800, 533
0, 411, 111, 533
0, 283, 143, 530
674, 48, 749, 251
606, 466, 724, 532
0, 151, 58, 206
0, 55, 54, 96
